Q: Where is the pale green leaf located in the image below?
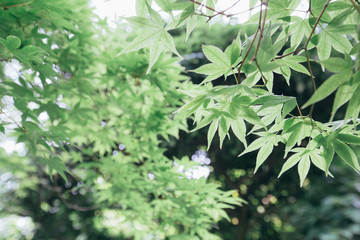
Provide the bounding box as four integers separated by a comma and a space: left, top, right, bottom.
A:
303, 72, 352, 109
230, 119, 247, 147
147, 35, 163, 74
219, 116, 229, 149
238, 134, 270, 157
162, 30, 183, 58
290, 20, 306, 48
255, 140, 274, 173
207, 118, 219, 150
333, 140, 360, 173
238, 105, 264, 127
316, 31, 331, 61
192, 114, 216, 132
224, 41, 241, 65
331, 83, 355, 121
282, 98, 297, 119
155, 0, 173, 12
202, 45, 230, 66
321, 57, 351, 73
298, 155, 310, 187
126, 17, 159, 29
186, 15, 197, 41
328, 32, 352, 54
284, 121, 303, 157
201, 71, 228, 84
337, 133, 360, 146
6, 35, 21, 50
119, 31, 160, 55
344, 85, 360, 121
135, 0, 151, 16
309, 151, 333, 177
284, 60, 310, 76
278, 152, 302, 178
191, 63, 228, 75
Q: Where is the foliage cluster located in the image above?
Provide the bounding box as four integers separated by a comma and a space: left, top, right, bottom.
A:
126, 0, 360, 187
0, 0, 241, 239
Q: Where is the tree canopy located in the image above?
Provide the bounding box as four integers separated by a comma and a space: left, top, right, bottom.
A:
0, 0, 359, 239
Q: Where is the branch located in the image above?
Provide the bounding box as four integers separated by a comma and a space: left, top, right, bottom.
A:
0, 110, 25, 131
305, 49, 316, 117
252, 0, 269, 62
57, 192, 99, 212
1, 0, 33, 10
350, 0, 360, 14
273, 47, 304, 60
190, 0, 229, 17
304, 0, 331, 48
41, 179, 99, 212
237, 4, 264, 82
191, 0, 255, 20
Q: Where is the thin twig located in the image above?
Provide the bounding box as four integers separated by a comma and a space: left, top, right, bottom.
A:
305, 49, 316, 116
229, 4, 262, 17
2, 0, 33, 10
304, 0, 331, 48
222, 0, 242, 14
350, 0, 360, 14
0, 110, 25, 131
190, 0, 229, 17
57, 192, 98, 212
41, 180, 98, 212
273, 47, 304, 60
252, 0, 269, 62
237, 4, 263, 82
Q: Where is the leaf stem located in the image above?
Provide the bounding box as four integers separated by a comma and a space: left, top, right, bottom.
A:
254, 59, 267, 85
232, 69, 239, 84
296, 104, 304, 119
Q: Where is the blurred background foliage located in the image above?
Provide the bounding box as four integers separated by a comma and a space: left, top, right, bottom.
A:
0, 1, 360, 240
